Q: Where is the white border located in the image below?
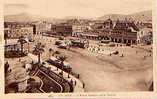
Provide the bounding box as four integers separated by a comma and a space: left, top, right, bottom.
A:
0, 0, 157, 98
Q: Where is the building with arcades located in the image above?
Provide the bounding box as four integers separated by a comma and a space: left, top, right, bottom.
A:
110, 19, 140, 44
73, 18, 143, 45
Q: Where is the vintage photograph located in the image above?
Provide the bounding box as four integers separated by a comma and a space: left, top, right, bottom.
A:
4, 0, 153, 93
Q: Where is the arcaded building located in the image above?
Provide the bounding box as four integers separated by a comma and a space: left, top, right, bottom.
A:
110, 19, 140, 44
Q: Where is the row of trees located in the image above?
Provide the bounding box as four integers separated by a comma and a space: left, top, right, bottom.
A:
5, 34, 67, 78
33, 42, 67, 77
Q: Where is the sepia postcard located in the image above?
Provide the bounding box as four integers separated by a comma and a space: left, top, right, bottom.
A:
0, 0, 157, 98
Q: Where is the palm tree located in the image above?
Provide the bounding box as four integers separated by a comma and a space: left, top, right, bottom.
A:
17, 36, 27, 53
58, 54, 67, 77
33, 42, 45, 65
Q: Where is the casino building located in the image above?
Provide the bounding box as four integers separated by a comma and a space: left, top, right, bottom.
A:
73, 18, 142, 45
110, 19, 140, 44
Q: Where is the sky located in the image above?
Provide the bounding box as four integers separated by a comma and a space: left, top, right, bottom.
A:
4, 0, 152, 18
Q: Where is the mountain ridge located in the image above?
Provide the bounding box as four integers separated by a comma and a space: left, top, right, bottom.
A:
4, 10, 152, 22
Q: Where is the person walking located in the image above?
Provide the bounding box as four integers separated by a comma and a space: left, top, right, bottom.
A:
74, 80, 77, 86
77, 74, 80, 79
83, 82, 85, 88
121, 54, 124, 57
70, 79, 73, 85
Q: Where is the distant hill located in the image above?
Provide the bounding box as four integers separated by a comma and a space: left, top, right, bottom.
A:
128, 10, 152, 22
4, 10, 152, 23
97, 10, 152, 22
5, 13, 38, 22
97, 14, 126, 21
4, 13, 57, 23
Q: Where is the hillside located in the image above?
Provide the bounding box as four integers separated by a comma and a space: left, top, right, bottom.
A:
97, 10, 152, 22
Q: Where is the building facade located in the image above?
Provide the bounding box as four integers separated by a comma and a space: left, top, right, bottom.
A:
4, 22, 34, 39
110, 19, 140, 44
35, 21, 52, 35
73, 19, 142, 45
72, 24, 90, 37
137, 27, 152, 44
55, 24, 72, 36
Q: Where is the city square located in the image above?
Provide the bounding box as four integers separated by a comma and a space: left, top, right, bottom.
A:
4, 0, 153, 93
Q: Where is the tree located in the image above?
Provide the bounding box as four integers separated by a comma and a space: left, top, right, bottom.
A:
33, 42, 45, 65
17, 36, 27, 53
49, 48, 54, 58
58, 54, 67, 77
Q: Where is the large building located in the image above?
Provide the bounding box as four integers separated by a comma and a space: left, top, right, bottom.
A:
110, 19, 140, 44
4, 22, 34, 39
72, 24, 90, 37
73, 19, 114, 40
73, 18, 148, 45
55, 24, 72, 36
137, 27, 152, 44
34, 21, 52, 35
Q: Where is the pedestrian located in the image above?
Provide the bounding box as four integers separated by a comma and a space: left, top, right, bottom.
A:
77, 74, 80, 79
83, 82, 85, 88
143, 56, 146, 59
68, 73, 70, 78
98, 47, 100, 52
74, 80, 77, 86
5, 61, 10, 73
70, 79, 73, 85
19, 58, 21, 62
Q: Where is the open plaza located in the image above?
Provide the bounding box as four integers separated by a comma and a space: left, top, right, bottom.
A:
4, 34, 153, 92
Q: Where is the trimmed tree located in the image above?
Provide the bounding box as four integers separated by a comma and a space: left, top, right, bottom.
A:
17, 36, 27, 54
33, 42, 45, 66
58, 54, 67, 77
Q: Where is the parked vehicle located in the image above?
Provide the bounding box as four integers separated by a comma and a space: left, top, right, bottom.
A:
47, 56, 72, 72
108, 43, 116, 47
100, 40, 111, 44
126, 43, 131, 46
29, 39, 34, 42
113, 51, 119, 55
58, 43, 68, 49
58, 36, 64, 40
55, 40, 62, 45
71, 39, 89, 48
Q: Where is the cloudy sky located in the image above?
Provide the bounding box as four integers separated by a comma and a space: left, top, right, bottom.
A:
4, 0, 152, 18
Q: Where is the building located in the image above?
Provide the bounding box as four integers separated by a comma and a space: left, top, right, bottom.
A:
137, 27, 152, 44
72, 24, 90, 37
41, 23, 72, 36
109, 19, 140, 44
55, 24, 72, 36
42, 24, 57, 36
73, 19, 114, 40
136, 21, 152, 29
4, 22, 34, 39
34, 21, 52, 35
73, 18, 143, 45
